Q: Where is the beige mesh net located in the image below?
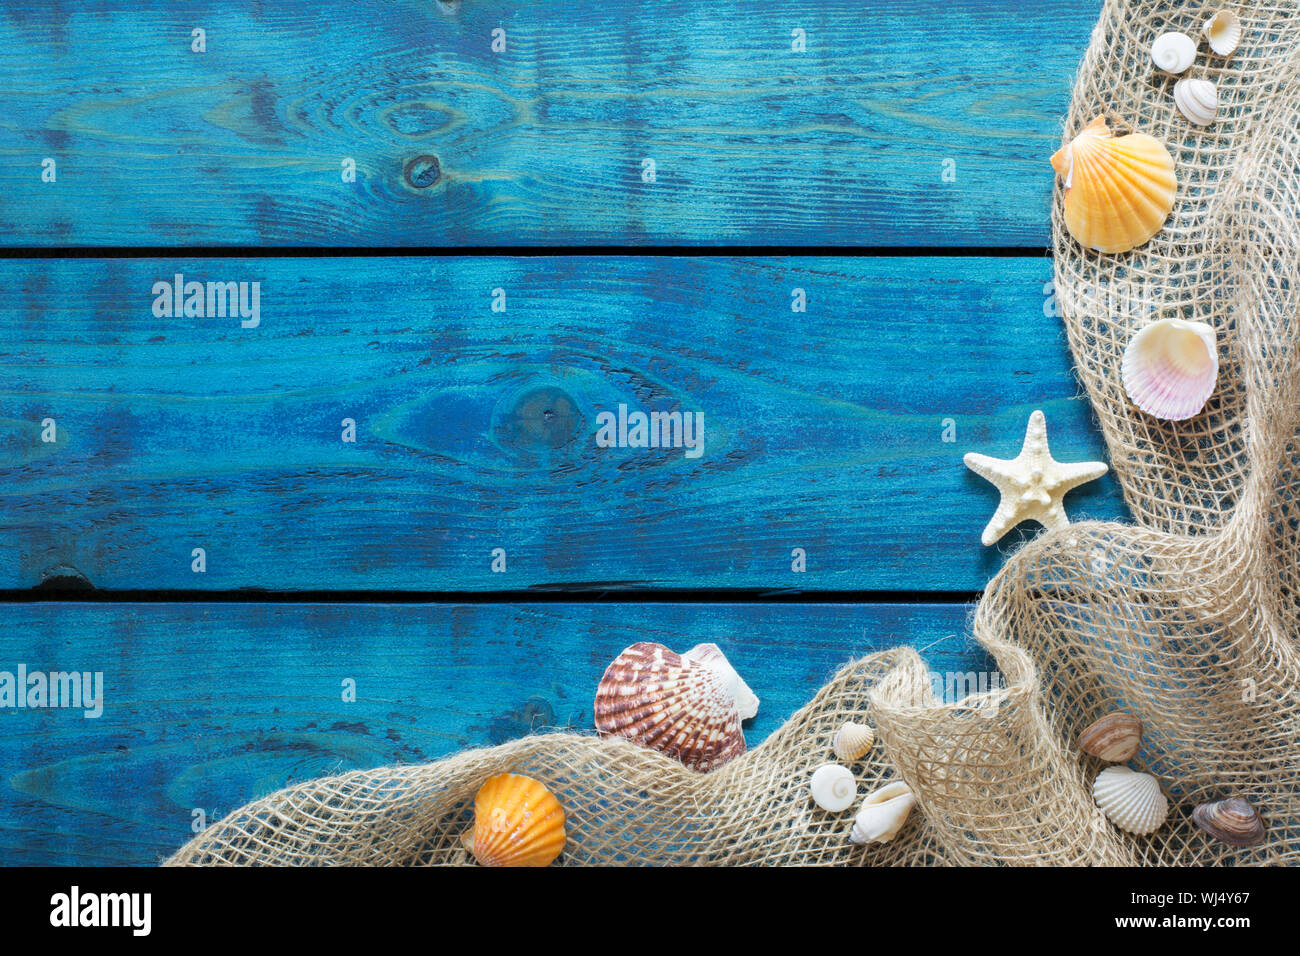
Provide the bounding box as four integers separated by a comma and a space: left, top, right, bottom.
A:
166, 0, 1300, 866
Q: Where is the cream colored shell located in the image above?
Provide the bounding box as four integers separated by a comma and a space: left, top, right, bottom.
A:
682, 642, 760, 719
849, 780, 917, 845
1093, 767, 1168, 835
810, 764, 857, 813
832, 722, 875, 762
1203, 11, 1242, 56
1151, 31, 1196, 73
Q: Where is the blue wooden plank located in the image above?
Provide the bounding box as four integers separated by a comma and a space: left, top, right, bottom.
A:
0, 256, 1128, 592
0, 0, 1098, 246
0, 601, 991, 865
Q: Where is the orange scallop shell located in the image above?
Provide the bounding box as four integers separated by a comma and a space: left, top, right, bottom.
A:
1051, 115, 1177, 254
593, 642, 750, 772
464, 773, 566, 867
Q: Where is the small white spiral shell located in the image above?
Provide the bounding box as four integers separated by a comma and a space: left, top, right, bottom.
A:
809, 764, 857, 812
1151, 31, 1197, 73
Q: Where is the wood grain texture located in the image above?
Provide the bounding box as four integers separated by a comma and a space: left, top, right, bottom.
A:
0, 601, 991, 865
0, 0, 1097, 246
0, 256, 1126, 592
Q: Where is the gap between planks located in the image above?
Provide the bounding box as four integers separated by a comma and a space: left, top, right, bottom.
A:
0, 587, 984, 606
0, 245, 1053, 260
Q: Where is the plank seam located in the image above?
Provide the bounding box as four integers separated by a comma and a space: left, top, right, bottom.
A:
0, 588, 983, 606
0, 246, 1051, 260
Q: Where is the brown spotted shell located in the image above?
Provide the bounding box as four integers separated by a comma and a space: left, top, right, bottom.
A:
593, 642, 755, 772
1193, 796, 1266, 847
1077, 711, 1142, 762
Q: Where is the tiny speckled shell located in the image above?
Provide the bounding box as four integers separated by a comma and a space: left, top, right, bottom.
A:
594, 642, 751, 772
464, 773, 566, 867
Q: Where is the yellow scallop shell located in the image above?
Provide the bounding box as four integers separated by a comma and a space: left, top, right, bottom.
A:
463, 773, 567, 867
1051, 116, 1177, 254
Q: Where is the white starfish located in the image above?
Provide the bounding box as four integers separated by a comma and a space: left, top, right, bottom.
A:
964, 410, 1109, 546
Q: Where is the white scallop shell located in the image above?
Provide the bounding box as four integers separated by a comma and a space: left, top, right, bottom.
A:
849, 780, 916, 844
1174, 78, 1219, 126
1093, 767, 1169, 835
1203, 11, 1242, 56
1121, 318, 1219, 420
681, 643, 760, 720
810, 764, 857, 813
832, 722, 875, 762
1151, 31, 1197, 73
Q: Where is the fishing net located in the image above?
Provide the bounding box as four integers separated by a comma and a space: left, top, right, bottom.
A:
166, 0, 1300, 866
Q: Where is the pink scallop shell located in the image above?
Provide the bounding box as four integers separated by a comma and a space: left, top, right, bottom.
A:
1121, 319, 1218, 421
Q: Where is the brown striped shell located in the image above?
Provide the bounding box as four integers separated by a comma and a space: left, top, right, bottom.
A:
593, 642, 758, 773
1192, 796, 1266, 847
1077, 711, 1143, 763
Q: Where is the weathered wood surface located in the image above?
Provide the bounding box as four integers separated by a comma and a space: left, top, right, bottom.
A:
0, 255, 1126, 592
0, 601, 991, 866
0, 0, 1096, 246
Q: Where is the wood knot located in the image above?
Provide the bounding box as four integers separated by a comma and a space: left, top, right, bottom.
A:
488, 696, 556, 745
493, 386, 583, 454
404, 155, 442, 189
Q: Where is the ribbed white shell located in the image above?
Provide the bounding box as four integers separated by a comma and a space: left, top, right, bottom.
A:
1093, 767, 1169, 835
1203, 11, 1242, 56
1122, 318, 1219, 420
832, 722, 875, 762
810, 764, 857, 812
682, 643, 760, 719
1174, 78, 1219, 126
1151, 31, 1197, 73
